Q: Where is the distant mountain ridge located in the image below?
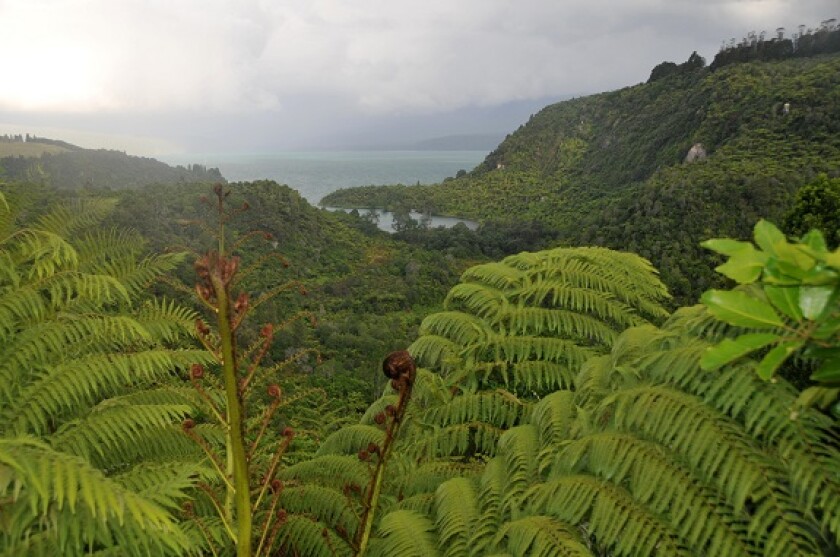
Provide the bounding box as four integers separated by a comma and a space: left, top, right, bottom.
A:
403, 133, 506, 151
353, 133, 507, 151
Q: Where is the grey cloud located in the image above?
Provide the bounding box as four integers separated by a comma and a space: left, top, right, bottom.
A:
0, 0, 835, 151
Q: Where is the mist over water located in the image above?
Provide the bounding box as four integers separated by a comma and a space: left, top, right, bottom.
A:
160, 150, 487, 205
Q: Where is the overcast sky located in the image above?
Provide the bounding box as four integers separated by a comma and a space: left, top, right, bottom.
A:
0, 0, 835, 154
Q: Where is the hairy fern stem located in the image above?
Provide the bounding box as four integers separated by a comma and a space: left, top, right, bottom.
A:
214, 274, 253, 556
355, 351, 417, 556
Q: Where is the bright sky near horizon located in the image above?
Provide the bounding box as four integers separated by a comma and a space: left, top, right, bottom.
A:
0, 0, 835, 154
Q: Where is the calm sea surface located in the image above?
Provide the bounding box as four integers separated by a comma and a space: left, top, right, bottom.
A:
160, 151, 487, 205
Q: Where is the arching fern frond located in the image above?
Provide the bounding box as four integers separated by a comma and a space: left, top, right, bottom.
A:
494, 516, 590, 557
368, 509, 439, 557
8, 348, 208, 435
0, 197, 205, 555
317, 424, 387, 456
529, 475, 691, 557
433, 477, 479, 557
50, 402, 192, 462
0, 436, 192, 555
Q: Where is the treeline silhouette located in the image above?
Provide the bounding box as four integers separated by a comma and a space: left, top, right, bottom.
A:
710, 19, 839, 70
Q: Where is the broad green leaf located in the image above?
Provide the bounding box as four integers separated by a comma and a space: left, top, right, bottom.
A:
811, 352, 840, 384
714, 246, 767, 284
825, 249, 840, 270
802, 229, 827, 252
775, 241, 817, 273
701, 290, 785, 328
701, 238, 754, 256
753, 220, 786, 257
756, 341, 803, 380
764, 258, 809, 282
700, 333, 779, 370
799, 286, 833, 319
764, 286, 802, 320
800, 265, 839, 286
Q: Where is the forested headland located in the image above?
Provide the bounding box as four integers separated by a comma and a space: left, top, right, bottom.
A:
324, 23, 840, 304
2, 22, 840, 557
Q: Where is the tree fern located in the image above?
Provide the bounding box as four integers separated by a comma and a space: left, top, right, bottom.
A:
0, 197, 208, 555
412, 246, 670, 398
258, 232, 840, 557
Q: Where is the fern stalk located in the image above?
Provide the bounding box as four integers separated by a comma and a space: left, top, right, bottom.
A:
355, 351, 417, 556
189, 185, 312, 557
213, 269, 252, 556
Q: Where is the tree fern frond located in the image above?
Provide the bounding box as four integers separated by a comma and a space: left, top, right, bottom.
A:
422, 390, 526, 434
35, 199, 116, 238
369, 509, 440, 557
360, 394, 401, 425
419, 311, 494, 349
6, 228, 78, 278
274, 514, 352, 557
280, 484, 360, 542
50, 402, 192, 462
0, 314, 154, 380
604, 384, 821, 555
408, 335, 462, 373
98, 424, 216, 468
500, 307, 620, 345
395, 492, 435, 515
281, 455, 371, 490
114, 461, 207, 511
636, 337, 840, 546
401, 367, 454, 409
72, 228, 145, 267
530, 391, 577, 471
136, 298, 200, 343
516, 283, 648, 331
444, 282, 510, 319
0, 285, 50, 342
41, 271, 130, 308
502, 360, 577, 394
494, 516, 590, 557
0, 436, 190, 554
494, 425, 539, 514
392, 458, 483, 499
530, 475, 691, 557
316, 424, 387, 456
459, 262, 526, 290
476, 335, 597, 370
95, 252, 187, 297
433, 477, 480, 557
411, 421, 507, 460
466, 457, 508, 555
552, 431, 755, 556
8, 348, 209, 435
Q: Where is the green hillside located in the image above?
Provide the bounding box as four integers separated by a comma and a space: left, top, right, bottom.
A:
0, 137, 70, 158
0, 136, 222, 188
104, 181, 467, 398
323, 51, 840, 302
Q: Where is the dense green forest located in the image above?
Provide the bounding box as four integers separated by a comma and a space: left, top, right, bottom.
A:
323, 45, 840, 304
3, 27, 840, 557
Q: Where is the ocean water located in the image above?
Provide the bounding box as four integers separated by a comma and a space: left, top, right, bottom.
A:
160, 150, 487, 205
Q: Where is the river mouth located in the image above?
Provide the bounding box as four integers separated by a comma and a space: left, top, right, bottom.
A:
323, 207, 479, 233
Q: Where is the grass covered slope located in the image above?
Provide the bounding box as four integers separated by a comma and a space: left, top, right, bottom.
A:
323, 52, 840, 302
0, 137, 222, 189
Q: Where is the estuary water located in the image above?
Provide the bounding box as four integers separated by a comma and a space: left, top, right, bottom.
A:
160, 150, 486, 204
160, 150, 485, 232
